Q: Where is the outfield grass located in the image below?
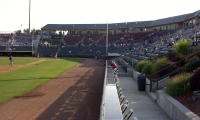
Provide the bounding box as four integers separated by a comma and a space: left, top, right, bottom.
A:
0, 58, 85, 103
0, 57, 37, 65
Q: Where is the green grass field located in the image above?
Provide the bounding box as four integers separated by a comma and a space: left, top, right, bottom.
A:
0, 57, 85, 103
0, 57, 37, 65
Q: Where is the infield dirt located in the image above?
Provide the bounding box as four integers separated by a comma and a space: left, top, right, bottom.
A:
0, 59, 46, 75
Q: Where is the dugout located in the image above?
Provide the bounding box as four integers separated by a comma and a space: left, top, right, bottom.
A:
0, 51, 33, 57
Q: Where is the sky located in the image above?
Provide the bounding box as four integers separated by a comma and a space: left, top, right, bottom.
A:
0, 0, 199, 32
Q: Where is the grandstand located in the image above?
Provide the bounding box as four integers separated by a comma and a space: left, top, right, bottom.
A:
39, 10, 200, 58
0, 10, 199, 58
0, 33, 40, 56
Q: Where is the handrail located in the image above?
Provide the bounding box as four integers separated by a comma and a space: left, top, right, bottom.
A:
149, 50, 200, 91
148, 50, 200, 80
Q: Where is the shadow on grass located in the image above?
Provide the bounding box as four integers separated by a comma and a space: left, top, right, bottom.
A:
55, 57, 86, 64
0, 75, 82, 82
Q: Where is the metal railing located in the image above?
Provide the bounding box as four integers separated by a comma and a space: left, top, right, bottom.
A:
148, 50, 200, 92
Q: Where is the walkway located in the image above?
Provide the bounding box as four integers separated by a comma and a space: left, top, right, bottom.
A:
118, 76, 170, 120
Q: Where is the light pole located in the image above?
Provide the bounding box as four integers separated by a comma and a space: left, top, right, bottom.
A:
29, 0, 31, 34
106, 23, 109, 59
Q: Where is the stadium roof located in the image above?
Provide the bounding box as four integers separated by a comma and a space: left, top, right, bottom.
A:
42, 10, 200, 30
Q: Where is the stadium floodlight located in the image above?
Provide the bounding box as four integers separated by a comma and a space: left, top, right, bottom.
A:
29, 0, 31, 34
106, 23, 108, 59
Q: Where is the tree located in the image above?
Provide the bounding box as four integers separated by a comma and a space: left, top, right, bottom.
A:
23, 29, 29, 34
15, 30, 21, 34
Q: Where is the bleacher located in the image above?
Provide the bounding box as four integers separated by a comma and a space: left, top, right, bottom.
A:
45, 31, 172, 58
0, 33, 41, 56
13, 34, 33, 46
0, 34, 11, 46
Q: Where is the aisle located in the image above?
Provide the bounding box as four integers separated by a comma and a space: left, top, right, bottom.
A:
118, 77, 170, 120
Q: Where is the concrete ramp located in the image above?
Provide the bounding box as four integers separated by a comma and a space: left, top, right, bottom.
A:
118, 77, 170, 120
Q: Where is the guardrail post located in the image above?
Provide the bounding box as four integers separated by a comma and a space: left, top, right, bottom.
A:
150, 79, 152, 92
156, 79, 159, 90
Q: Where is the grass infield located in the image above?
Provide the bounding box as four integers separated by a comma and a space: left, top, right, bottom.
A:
0, 57, 85, 103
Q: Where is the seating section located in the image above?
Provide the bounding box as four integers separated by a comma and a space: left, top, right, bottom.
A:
43, 31, 172, 57
0, 34, 38, 47
0, 34, 40, 52
0, 34, 11, 46
13, 34, 33, 46
0, 24, 199, 57
37, 24, 200, 57
125, 25, 200, 63
64, 35, 83, 45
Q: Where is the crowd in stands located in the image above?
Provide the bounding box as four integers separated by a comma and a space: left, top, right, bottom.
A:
0, 34, 11, 46
13, 34, 34, 46
54, 30, 174, 56
125, 24, 200, 65
0, 34, 39, 51
0, 24, 200, 58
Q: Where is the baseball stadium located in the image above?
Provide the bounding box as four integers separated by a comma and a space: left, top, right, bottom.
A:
0, 6, 200, 120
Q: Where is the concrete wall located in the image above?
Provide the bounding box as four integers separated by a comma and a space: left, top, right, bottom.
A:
147, 77, 170, 92
146, 78, 151, 93
155, 90, 200, 120
99, 61, 108, 120
134, 69, 200, 120
156, 77, 169, 89
133, 69, 200, 120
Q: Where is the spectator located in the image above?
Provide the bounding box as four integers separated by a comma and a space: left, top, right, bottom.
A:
111, 61, 118, 73
111, 61, 117, 68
